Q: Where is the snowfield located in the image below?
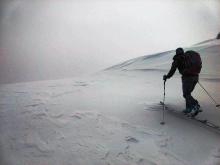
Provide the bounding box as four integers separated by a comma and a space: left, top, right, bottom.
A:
0, 39, 220, 165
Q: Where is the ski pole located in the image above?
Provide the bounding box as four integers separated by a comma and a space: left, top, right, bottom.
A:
160, 80, 166, 125
198, 81, 220, 108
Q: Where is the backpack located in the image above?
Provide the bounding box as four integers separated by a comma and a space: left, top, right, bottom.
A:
183, 50, 202, 75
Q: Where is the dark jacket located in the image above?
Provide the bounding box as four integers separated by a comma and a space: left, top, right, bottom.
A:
166, 54, 198, 78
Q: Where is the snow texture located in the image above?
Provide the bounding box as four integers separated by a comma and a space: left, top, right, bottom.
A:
0, 39, 220, 165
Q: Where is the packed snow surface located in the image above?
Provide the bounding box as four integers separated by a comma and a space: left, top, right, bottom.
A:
0, 39, 220, 165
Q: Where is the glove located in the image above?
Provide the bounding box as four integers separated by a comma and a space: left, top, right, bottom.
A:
163, 75, 167, 81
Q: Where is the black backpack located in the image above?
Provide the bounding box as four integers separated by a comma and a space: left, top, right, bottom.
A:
183, 50, 202, 75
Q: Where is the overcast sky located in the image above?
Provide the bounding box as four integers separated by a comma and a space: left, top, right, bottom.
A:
0, 0, 219, 83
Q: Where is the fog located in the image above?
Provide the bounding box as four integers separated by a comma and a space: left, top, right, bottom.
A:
0, 0, 219, 83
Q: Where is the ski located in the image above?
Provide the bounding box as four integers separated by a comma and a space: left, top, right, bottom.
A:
159, 101, 220, 131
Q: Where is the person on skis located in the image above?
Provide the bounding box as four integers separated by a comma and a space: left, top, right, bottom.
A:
163, 48, 202, 116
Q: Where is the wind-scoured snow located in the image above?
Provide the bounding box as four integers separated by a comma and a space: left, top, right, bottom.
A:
0, 39, 220, 165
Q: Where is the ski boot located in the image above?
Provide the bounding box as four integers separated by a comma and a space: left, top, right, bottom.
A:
190, 104, 202, 118
182, 108, 192, 115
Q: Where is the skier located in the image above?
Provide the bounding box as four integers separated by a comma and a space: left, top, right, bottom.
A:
163, 48, 202, 116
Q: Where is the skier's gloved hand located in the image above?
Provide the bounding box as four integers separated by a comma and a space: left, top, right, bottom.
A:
163, 75, 167, 81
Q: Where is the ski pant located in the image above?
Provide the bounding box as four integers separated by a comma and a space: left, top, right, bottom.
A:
182, 76, 199, 109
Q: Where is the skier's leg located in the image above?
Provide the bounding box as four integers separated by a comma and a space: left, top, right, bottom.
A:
189, 76, 201, 117
185, 77, 199, 107
182, 77, 193, 113
189, 76, 199, 108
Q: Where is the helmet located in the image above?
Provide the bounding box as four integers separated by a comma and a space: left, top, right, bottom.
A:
176, 47, 184, 55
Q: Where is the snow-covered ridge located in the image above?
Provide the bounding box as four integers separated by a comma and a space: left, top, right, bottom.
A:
106, 39, 220, 79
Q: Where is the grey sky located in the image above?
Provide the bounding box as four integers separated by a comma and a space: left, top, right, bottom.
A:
0, 0, 219, 83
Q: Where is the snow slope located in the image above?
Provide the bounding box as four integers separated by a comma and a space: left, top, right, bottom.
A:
106, 39, 220, 79
0, 39, 220, 165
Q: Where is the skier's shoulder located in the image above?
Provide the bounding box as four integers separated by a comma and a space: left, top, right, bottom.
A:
172, 54, 183, 61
